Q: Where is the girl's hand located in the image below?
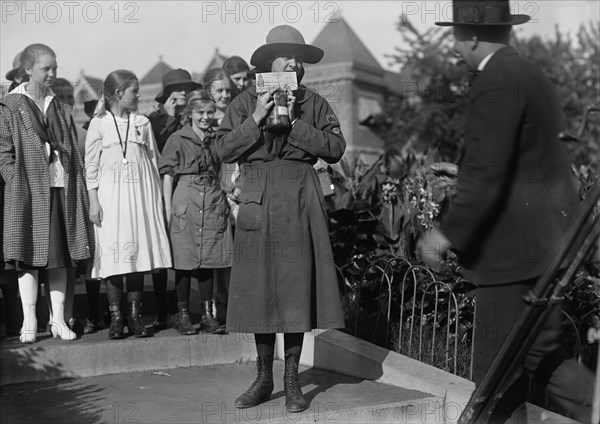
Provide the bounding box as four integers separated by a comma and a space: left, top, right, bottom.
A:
89, 201, 103, 227
252, 88, 276, 125
286, 88, 296, 122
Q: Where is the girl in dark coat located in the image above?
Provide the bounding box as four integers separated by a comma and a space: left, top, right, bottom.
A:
216, 25, 346, 413
203, 69, 239, 328
0, 43, 92, 343
159, 91, 233, 334
147, 69, 202, 332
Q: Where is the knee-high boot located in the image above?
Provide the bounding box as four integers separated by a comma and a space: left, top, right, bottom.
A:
127, 291, 152, 338
284, 353, 307, 412
105, 280, 124, 339
235, 355, 274, 408
200, 300, 221, 334
175, 301, 196, 335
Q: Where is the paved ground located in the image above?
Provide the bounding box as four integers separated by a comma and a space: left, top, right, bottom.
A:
0, 362, 431, 424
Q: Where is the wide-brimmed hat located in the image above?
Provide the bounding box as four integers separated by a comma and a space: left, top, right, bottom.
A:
435, 0, 530, 26
5, 52, 22, 81
250, 25, 324, 69
155, 69, 202, 104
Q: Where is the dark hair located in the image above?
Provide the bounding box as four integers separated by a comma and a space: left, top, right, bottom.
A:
202, 68, 238, 102
52, 78, 74, 106
103, 69, 138, 111
84, 100, 99, 118
222, 56, 250, 76
20, 43, 56, 70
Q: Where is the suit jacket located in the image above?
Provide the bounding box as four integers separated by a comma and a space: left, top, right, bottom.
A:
440, 46, 579, 285
0, 93, 93, 267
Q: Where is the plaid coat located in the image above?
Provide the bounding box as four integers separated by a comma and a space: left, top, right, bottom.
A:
0, 93, 92, 267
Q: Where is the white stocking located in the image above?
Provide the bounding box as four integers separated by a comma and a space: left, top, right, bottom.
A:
18, 271, 38, 342
48, 268, 76, 340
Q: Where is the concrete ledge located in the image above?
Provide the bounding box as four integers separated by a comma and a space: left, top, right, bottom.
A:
1, 328, 578, 423
0, 330, 257, 385
289, 330, 578, 424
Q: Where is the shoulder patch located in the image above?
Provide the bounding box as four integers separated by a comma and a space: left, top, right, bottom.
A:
326, 114, 338, 124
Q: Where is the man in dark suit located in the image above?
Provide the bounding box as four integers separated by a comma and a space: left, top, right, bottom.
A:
418, 1, 595, 422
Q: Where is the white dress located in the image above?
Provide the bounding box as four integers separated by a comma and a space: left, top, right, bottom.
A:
85, 112, 172, 279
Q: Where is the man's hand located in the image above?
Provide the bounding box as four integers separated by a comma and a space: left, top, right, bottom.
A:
417, 227, 452, 272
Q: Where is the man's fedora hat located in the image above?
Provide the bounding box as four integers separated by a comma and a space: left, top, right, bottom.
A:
435, 0, 530, 26
250, 25, 324, 69
5, 52, 22, 81
155, 69, 202, 104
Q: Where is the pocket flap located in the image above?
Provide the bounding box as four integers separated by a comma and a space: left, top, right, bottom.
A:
173, 203, 188, 216
237, 190, 263, 205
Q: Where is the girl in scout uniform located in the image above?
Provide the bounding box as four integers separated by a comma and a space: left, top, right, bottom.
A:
159, 91, 233, 335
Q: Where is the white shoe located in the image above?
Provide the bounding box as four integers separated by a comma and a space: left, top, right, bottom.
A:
20, 320, 37, 343
49, 320, 77, 341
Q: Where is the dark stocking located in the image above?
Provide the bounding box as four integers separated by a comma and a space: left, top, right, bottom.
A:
284, 333, 304, 357
105, 276, 123, 304
255, 333, 276, 357
125, 272, 144, 293
175, 270, 192, 304
197, 269, 213, 302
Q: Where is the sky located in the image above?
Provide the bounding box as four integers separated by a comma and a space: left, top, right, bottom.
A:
1, 0, 599, 84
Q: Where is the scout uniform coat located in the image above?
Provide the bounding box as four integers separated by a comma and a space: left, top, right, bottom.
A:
0, 93, 92, 267
216, 85, 346, 333
159, 125, 233, 270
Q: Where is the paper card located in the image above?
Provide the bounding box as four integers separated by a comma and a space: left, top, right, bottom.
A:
255, 72, 298, 93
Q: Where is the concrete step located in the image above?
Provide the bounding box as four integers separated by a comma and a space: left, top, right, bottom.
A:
0, 328, 578, 423
0, 326, 256, 385
0, 363, 438, 424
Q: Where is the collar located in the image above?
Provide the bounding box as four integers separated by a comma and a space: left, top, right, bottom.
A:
477, 52, 496, 71
179, 124, 213, 145
12, 82, 55, 100
12, 83, 56, 113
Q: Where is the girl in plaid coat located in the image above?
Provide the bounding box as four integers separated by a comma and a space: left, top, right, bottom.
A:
0, 44, 92, 343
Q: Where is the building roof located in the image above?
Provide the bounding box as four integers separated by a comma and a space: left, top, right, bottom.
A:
139, 56, 173, 85
74, 72, 103, 104
312, 16, 382, 71
197, 48, 230, 82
